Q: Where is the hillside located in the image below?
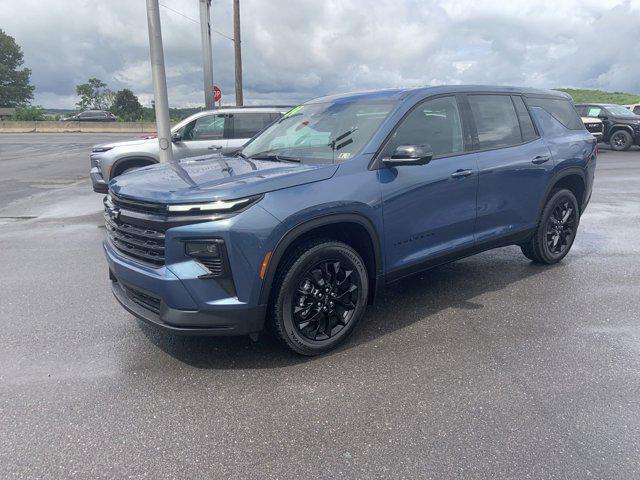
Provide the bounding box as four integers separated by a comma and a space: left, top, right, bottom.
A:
556, 88, 640, 105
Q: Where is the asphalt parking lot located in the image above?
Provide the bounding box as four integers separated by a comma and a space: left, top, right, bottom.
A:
1, 133, 639, 479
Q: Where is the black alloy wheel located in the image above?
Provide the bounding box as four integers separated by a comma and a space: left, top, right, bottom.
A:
293, 260, 359, 341
610, 130, 632, 151
269, 239, 368, 356
520, 188, 580, 264
545, 199, 577, 256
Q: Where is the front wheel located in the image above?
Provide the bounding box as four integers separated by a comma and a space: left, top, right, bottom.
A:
269, 239, 368, 356
520, 189, 580, 264
610, 130, 632, 151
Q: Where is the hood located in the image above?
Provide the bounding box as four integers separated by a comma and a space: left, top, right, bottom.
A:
94, 138, 156, 149
109, 155, 339, 204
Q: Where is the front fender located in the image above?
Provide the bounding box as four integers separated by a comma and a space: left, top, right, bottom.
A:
256, 164, 384, 305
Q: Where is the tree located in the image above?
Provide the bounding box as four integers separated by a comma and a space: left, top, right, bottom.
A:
110, 89, 143, 121
13, 105, 45, 121
75, 77, 113, 111
0, 29, 35, 107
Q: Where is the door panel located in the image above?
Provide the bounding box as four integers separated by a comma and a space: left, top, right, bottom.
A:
466, 94, 555, 243
379, 95, 478, 274
474, 139, 553, 242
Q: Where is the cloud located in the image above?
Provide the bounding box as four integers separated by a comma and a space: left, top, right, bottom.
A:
0, 0, 638, 108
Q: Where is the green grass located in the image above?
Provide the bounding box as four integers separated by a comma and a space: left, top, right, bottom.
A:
556, 88, 640, 105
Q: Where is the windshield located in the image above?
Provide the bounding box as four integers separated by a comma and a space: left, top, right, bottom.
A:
241, 100, 398, 162
606, 105, 638, 117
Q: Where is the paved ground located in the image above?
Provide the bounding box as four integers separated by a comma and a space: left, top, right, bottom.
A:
1, 134, 639, 479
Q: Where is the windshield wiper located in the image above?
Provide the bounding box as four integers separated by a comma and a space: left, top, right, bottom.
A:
249, 153, 300, 163
246, 150, 300, 163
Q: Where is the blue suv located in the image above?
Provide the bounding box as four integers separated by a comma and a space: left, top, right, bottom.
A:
104, 86, 596, 355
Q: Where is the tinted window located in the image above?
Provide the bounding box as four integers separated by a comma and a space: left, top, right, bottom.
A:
526, 97, 584, 129
468, 95, 522, 149
529, 107, 569, 138
634, 106, 640, 115
230, 112, 275, 139
385, 96, 464, 158
605, 104, 638, 117
182, 114, 225, 141
574, 105, 587, 116
512, 96, 538, 142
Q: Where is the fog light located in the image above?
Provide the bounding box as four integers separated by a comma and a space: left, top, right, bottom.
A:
185, 241, 221, 258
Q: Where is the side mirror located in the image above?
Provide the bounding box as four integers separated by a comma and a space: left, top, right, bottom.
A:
382, 144, 433, 167
171, 132, 182, 143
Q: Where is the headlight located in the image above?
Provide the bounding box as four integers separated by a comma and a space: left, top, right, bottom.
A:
92, 146, 113, 153
167, 195, 261, 213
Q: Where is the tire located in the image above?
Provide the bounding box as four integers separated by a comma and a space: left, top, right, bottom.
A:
609, 129, 632, 151
269, 239, 369, 356
520, 188, 580, 265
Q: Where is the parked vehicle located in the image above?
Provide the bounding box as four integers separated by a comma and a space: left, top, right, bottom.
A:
575, 103, 640, 150
624, 104, 640, 115
581, 116, 603, 140
104, 86, 596, 355
62, 110, 117, 122
90, 106, 290, 193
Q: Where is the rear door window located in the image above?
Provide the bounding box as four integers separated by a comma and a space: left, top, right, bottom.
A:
526, 97, 584, 129
467, 95, 522, 149
229, 112, 276, 139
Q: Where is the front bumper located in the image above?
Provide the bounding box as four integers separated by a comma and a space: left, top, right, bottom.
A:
105, 241, 267, 336
91, 166, 108, 193
111, 276, 266, 335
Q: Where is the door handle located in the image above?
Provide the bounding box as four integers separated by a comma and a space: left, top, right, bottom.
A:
208, 145, 222, 150
450, 169, 473, 178
532, 155, 550, 165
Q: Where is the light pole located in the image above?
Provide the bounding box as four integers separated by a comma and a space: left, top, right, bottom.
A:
233, 0, 243, 106
199, 0, 215, 109
145, 0, 173, 163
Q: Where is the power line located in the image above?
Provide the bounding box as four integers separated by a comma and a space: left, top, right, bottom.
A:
159, 3, 234, 41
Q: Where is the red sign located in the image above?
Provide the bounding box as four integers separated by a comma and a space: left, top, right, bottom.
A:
213, 85, 222, 102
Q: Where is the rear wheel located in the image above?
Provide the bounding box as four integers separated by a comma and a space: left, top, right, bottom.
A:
610, 130, 632, 151
269, 239, 368, 356
520, 189, 580, 264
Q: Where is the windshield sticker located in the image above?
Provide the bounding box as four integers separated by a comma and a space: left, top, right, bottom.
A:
283, 105, 303, 118
338, 152, 352, 159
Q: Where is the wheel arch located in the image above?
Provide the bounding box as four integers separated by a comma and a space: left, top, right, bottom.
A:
259, 214, 383, 306
539, 168, 587, 218
110, 156, 158, 179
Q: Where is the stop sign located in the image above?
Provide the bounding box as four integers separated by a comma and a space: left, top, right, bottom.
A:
213, 85, 222, 103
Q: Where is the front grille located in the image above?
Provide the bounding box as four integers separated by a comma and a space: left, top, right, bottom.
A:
122, 283, 161, 314
104, 192, 247, 268
111, 194, 168, 216
105, 213, 166, 266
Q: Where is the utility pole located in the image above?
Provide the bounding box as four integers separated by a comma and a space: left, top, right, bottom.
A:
233, 0, 243, 106
145, 0, 173, 163
199, 0, 215, 109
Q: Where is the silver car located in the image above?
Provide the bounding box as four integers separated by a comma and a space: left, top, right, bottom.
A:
90, 106, 290, 193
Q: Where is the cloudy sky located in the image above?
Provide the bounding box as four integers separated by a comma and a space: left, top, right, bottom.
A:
1, 0, 640, 108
